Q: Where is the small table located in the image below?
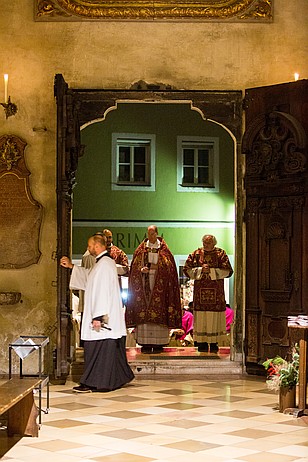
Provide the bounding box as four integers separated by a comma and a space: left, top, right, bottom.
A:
9, 335, 50, 424
0, 377, 42, 437
287, 325, 308, 417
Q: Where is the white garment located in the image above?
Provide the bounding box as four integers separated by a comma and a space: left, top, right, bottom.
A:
69, 252, 127, 341
81, 248, 127, 276
146, 238, 160, 291
81, 249, 96, 269
78, 250, 96, 313
186, 266, 230, 281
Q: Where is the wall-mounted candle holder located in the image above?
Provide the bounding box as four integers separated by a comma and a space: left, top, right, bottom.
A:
1, 96, 18, 118
1, 74, 18, 119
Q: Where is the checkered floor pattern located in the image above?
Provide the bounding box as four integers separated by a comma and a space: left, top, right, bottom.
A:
1, 375, 308, 462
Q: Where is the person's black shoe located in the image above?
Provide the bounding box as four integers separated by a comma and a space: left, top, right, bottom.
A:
152, 346, 164, 354
72, 384, 93, 393
141, 346, 152, 354
198, 342, 209, 352
210, 343, 219, 353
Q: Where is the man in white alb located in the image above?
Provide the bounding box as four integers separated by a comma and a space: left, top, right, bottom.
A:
60, 234, 134, 392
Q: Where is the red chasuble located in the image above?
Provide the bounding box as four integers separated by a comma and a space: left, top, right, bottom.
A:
109, 245, 129, 268
184, 247, 233, 312
126, 238, 182, 329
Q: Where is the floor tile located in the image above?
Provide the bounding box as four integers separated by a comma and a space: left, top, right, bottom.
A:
52, 402, 97, 410
227, 428, 280, 438
27, 439, 85, 451
43, 419, 92, 428
98, 429, 152, 439
270, 446, 308, 458
238, 453, 299, 461
162, 419, 209, 429
91, 454, 153, 461
216, 410, 264, 419
162, 439, 219, 452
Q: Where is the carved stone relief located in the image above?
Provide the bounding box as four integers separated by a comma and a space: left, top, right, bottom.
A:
0, 135, 43, 269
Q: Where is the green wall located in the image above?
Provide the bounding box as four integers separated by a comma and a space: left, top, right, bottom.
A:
73, 102, 235, 258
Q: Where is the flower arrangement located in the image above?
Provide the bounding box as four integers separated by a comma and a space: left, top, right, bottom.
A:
262, 344, 299, 392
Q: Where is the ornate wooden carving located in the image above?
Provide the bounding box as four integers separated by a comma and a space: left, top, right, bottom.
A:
243, 80, 308, 373
35, 0, 273, 22
54, 74, 83, 379
262, 316, 289, 346
243, 111, 306, 186
73, 84, 243, 142
246, 309, 260, 362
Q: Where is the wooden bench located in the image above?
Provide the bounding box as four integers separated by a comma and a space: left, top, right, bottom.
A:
0, 377, 42, 437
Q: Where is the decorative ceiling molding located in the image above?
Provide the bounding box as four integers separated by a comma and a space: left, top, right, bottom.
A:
35, 0, 273, 22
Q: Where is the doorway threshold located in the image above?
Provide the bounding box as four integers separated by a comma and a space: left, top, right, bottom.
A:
127, 346, 243, 375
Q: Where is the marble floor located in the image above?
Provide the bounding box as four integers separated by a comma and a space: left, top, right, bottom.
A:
1, 372, 308, 462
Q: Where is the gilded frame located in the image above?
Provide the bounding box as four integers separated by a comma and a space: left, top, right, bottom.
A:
35, 0, 273, 21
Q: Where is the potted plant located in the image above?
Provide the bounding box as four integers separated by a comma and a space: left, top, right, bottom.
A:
262, 344, 299, 412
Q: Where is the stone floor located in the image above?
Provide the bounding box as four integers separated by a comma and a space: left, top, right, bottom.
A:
1, 371, 308, 462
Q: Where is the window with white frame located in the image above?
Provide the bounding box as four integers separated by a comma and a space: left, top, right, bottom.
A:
177, 136, 219, 192
112, 133, 156, 191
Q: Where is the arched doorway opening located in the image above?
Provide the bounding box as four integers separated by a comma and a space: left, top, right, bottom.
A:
55, 75, 244, 378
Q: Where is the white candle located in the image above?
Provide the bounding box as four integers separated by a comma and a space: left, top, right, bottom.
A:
4, 74, 8, 104
294, 72, 299, 81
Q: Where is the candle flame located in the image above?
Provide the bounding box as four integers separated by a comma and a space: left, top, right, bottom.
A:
4, 74, 8, 104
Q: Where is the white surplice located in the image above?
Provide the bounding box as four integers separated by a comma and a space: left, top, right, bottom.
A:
69, 252, 127, 341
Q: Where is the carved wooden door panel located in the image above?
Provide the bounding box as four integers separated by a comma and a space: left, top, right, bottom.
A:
242, 80, 308, 373
54, 74, 82, 380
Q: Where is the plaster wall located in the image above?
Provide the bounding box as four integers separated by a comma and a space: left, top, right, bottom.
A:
0, 0, 307, 374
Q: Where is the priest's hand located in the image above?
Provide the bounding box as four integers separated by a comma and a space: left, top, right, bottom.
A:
60, 256, 73, 269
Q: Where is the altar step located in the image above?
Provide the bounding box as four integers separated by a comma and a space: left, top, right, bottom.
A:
128, 357, 243, 376
68, 347, 244, 381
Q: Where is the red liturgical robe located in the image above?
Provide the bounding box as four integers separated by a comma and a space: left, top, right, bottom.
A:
126, 238, 182, 329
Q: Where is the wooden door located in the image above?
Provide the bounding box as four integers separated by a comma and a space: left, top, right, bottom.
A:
242, 80, 308, 373
54, 74, 83, 380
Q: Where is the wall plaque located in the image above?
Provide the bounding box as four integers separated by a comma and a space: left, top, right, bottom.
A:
0, 135, 43, 269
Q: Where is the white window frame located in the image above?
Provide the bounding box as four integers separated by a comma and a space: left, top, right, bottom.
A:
177, 136, 219, 192
112, 133, 156, 191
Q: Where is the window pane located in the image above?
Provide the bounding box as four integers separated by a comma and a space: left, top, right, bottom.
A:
183, 167, 194, 183
198, 167, 209, 184
134, 165, 146, 182
119, 146, 130, 163
134, 146, 146, 163
198, 149, 209, 166
118, 165, 130, 182
183, 149, 194, 165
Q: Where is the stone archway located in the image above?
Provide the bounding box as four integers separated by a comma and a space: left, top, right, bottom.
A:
55, 75, 245, 378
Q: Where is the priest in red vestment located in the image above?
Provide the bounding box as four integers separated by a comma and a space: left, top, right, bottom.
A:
184, 234, 233, 353
126, 225, 182, 354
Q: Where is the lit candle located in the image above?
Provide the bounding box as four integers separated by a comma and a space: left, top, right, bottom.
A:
4, 74, 8, 104
294, 72, 299, 81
